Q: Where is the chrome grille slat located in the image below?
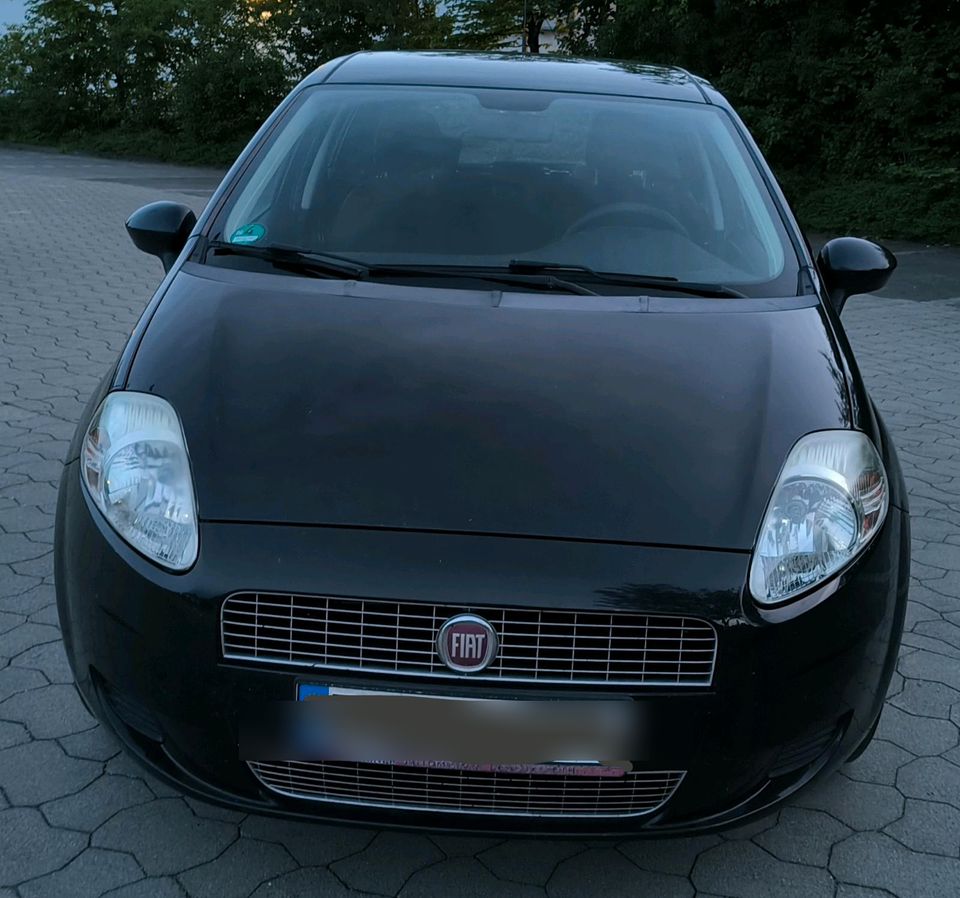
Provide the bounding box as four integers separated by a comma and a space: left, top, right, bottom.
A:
248, 760, 685, 817
255, 769, 674, 788
253, 771, 679, 794
222, 592, 716, 686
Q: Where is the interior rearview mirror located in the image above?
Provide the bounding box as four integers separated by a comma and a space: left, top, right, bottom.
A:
125, 201, 197, 273
816, 237, 896, 313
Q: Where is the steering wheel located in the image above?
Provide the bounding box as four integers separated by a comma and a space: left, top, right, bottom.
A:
564, 202, 691, 239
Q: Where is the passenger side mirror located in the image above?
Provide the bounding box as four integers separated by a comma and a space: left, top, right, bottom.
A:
816, 237, 896, 313
125, 201, 197, 273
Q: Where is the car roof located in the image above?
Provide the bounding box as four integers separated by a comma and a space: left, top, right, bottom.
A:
305, 51, 715, 104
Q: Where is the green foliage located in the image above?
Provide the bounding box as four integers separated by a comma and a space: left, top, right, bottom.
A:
448, 1, 587, 54
595, 0, 960, 241
780, 167, 960, 245
284, 2, 452, 71
0, 0, 956, 241
0, 1, 458, 159
448, 0, 523, 49
174, 1, 290, 148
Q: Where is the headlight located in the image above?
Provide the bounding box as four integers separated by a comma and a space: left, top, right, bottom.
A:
81, 392, 198, 571
749, 431, 887, 605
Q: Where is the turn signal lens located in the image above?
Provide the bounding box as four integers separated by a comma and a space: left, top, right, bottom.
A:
81, 392, 198, 571
749, 431, 887, 605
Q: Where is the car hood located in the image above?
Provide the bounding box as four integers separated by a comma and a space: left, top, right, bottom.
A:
127, 265, 851, 550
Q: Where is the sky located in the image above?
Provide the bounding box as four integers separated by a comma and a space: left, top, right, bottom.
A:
0, 1, 25, 28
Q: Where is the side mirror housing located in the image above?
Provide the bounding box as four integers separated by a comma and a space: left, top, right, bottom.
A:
125, 201, 197, 272
816, 237, 896, 313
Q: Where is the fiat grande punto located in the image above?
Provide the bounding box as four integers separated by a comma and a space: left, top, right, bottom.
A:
55, 51, 909, 835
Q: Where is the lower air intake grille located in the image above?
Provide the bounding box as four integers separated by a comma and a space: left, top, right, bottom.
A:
770, 722, 842, 777
221, 593, 717, 686
248, 760, 685, 817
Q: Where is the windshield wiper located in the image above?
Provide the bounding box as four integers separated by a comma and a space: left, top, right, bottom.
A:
364, 264, 599, 296
206, 245, 596, 295
509, 260, 746, 298
206, 241, 370, 279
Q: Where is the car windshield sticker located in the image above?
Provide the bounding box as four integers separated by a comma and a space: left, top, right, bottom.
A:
230, 222, 266, 245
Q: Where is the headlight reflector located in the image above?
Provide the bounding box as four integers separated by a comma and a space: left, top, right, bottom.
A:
81, 392, 198, 571
749, 431, 887, 605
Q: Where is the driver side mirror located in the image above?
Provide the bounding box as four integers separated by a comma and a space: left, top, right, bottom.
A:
125, 201, 197, 273
816, 237, 896, 313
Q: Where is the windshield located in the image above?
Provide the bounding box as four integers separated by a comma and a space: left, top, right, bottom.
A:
211, 85, 799, 296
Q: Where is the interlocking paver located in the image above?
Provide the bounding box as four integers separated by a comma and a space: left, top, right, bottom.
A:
0, 682, 95, 738
0, 739, 100, 805
425, 834, 501, 857
248, 867, 380, 898
18, 848, 144, 898
11, 634, 73, 680
0, 807, 86, 886
876, 703, 959, 755
0, 610, 22, 634
0, 621, 58, 658
899, 648, 960, 690
59, 724, 122, 762
91, 798, 237, 876
0, 720, 29, 749
547, 848, 693, 897
177, 839, 298, 898
400, 857, 544, 898
836, 886, 907, 898
0, 145, 958, 896
331, 831, 445, 894
42, 774, 154, 832
753, 807, 852, 866
617, 834, 721, 876
0, 664, 46, 702
890, 678, 960, 719
240, 816, 375, 866
791, 773, 904, 831
101, 878, 187, 898
830, 832, 960, 898
896, 756, 960, 805
883, 797, 960, 856
844, 738, 916, 786
691, 840, 835, 898
478, 838, 584, 885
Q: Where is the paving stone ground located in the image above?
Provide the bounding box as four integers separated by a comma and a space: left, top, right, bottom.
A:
0, 144, 959, 897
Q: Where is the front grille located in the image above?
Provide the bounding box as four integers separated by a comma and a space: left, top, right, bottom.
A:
248, 760, 685, 817
221, 593, 716, 686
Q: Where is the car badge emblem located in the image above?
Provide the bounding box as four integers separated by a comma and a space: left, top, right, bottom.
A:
436, 614, 498, 673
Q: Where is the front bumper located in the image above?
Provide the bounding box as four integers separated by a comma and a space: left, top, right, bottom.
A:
55, 461, 909, 836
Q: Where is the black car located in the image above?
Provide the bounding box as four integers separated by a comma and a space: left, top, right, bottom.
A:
55, 51, 909, 836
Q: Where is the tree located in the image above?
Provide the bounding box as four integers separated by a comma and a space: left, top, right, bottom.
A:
560, 1, 615, 55
284, 1, 453, 75
107, 0, 189, 128
17, 0, 115, 133
450, 0, 579, 54
173, 0, 291, 148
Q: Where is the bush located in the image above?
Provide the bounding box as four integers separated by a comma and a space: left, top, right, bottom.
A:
779, 166, 960, 244
174, 39, 289, 150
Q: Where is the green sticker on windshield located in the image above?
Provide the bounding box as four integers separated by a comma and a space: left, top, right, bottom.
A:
230, 222, 266, 245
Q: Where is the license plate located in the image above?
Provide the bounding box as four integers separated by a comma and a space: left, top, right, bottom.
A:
295, 683, 631, 777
